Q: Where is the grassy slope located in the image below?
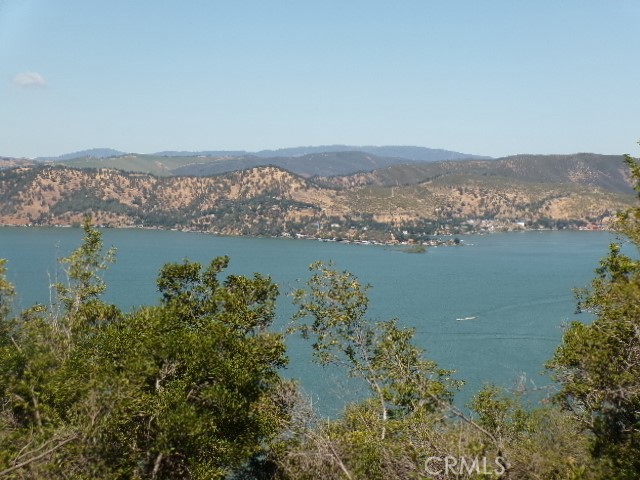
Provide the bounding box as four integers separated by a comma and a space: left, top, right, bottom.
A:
326, 153, 632, 194
58, 151, 449, 178
339, 173, 634, 222
58, 155, 233, 176
3, 153, 636, 233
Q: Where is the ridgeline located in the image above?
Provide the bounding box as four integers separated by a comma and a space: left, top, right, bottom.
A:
0, 152, 634, 242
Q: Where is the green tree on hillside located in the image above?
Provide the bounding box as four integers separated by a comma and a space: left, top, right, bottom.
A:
549, 153, 640, 479
276, 262, 464, 479
0, 222, 290, 479
0, 260, 15, 322
292, 262, 460, 425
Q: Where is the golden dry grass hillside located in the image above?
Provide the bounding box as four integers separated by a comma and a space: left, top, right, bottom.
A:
0, 158, 635, 240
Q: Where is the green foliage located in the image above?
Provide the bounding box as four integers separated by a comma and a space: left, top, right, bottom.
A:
402, 244, 427, 253
0, 221, 119, 478
280, 263, 468, 479
548, 153, 640, 479
292, 262, 460, 423
0, 259, 15, 321
469, 386, 592, 480
280, 256, 604, 479
0, 222, 290, 478
50, 188, 138, 218
54, 217, 116, 317
472, 385, 535, 440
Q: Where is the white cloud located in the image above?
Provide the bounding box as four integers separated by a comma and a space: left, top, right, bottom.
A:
13, 72, 46, 88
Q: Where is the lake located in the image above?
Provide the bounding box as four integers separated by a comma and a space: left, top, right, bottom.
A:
0, 227, 617, 411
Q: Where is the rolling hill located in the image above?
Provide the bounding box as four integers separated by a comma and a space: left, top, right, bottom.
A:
152, 145, 488, 161
53, 151, 477, 178
171, 151, 433, 178
0, 153, 634, 239
42, 145, 489, 178
321, 153, 633, 194
37, 148, 127, 161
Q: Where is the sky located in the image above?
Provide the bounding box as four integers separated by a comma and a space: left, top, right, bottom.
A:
1, 0, 639, 159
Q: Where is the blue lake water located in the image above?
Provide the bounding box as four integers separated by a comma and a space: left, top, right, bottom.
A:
0, 227, 617, 411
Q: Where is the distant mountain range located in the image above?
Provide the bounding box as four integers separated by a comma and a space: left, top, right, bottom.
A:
2, 146, 630, 193
153, 145, 491, 161
50, 151, 431, 178
23, 146, 490, 178
169, 151, 447, 178
0, 152, 634, 239
35, 145, 488, 162
36, 148, 127, 161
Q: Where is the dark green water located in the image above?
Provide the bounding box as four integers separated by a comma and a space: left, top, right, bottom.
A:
0, 227, 617, 411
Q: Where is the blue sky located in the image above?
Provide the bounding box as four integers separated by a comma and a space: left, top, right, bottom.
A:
1, 0, 639, 158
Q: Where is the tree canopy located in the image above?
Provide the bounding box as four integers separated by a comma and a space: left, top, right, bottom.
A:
0, 220, 289, 479
548, 154, 640, 479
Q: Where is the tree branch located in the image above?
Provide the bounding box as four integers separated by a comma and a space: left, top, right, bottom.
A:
0, 435, 78, 477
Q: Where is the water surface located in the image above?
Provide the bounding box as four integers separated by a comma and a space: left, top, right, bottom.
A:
0, 227, 615, 411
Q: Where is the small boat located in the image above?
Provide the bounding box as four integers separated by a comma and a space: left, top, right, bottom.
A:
455, 316, 477, 321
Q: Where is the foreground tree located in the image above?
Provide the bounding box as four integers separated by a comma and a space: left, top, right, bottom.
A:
0, 260, 15, 322
0, 220, 120, 477
469, 385, 591, 479
0, 221, 290, 479
280, 263, 593, 479
292, 262, 460, 426
549, 153, 640, 479
277, 262, 465, 479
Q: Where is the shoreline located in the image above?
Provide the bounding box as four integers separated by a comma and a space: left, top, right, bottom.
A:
0, 222, 613, 249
